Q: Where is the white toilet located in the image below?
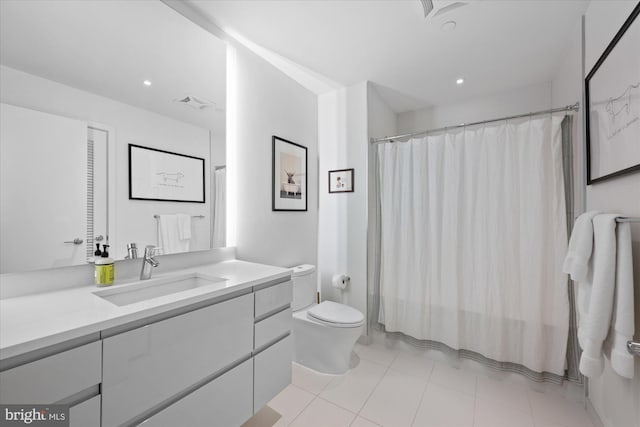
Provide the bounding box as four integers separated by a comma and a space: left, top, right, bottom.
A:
291, 264, 364, 374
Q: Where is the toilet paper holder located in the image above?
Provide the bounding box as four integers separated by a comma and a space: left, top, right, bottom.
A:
331, 274, 351, 289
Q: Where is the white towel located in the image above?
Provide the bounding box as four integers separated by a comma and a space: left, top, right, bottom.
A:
603, 221, 635, 379
563, 211, 600, 281
158, 214, 190, 254
564, 211, 600, 349
177, 213, 192, 240
578, 214, 620, 379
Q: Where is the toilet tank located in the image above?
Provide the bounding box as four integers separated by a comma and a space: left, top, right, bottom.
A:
290, 264, 316, 311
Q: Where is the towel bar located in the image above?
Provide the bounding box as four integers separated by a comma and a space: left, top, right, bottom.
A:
628, 341, 640, 356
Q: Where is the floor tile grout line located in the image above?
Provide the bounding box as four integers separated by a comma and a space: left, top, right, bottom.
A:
471, 373, 478, 427
314, 395, 358, 426
283, 386, 319, 427
356, 413, 383, 427
292, 362, 336, 396
354, 349, 397, 418
408, 364, 433, 427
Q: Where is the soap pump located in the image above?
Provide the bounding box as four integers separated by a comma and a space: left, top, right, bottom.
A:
94, 243, 102, 257
95, 244, 114, 286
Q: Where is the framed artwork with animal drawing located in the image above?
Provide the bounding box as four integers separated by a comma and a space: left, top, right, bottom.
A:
272, 135, 307, 211
585, 2, 640, 184
129, 144, 205, 203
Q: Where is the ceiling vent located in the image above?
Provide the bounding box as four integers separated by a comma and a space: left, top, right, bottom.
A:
174, 95, 215, 110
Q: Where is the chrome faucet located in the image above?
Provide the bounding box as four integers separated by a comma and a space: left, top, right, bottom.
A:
140, 245, 160, 280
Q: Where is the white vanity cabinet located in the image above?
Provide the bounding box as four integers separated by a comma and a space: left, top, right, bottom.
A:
139, 359, 253, 427
69, 395, 101, 427
0, 340, 102, 426
101, 276, 293, 426
101, 293, 254, 427
253, 280, 293, 413
0, 271, 293, 427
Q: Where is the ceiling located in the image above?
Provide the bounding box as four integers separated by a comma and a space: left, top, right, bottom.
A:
187, 0, 589, 113
0, 0, 227, 133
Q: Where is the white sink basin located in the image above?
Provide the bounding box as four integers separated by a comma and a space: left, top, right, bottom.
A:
93, 273, 227, 306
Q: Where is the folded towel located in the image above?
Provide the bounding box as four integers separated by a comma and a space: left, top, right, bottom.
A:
563, 211, 600, 281
565, 211, 600, 349
603, 221, 635, 379
177, 213, 192, 241
158, 214, 190, 254
578, 214, 618, 379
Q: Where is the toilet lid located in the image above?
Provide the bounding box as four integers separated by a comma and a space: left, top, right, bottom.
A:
307, 301, 364, 325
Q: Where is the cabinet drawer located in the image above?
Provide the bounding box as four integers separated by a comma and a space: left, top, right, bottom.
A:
140, 359, 253, 427
255, 280, 292, 318
254, 335, 292, 413
255, 307, 291, 350
0, 341, 101, 404
69, 395, 100, 427
102, 293, 253, 427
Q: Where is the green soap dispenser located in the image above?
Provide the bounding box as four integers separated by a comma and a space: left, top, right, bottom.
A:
95, 244, 114, 286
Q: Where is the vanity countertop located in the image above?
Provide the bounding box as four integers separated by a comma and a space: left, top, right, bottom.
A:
0, 260, 291, 361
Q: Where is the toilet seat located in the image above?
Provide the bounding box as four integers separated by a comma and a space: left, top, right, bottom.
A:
307, 301, 364, 328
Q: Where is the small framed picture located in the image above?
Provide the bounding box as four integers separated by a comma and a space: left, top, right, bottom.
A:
328, 168, 354, 193
272, 136, 307, 211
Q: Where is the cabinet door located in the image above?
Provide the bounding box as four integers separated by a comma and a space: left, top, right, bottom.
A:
69, 395, 100, 427
140, 359, 253, 427
255, 280, 292, 318
0, 341, 101, 404
102, 294, 253, 427
254, 335, 292, 413
254, 307, 291, 350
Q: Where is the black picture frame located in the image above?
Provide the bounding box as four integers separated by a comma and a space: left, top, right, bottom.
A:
272, 136, 307, 211
328, 168, 354, 193
585, 2, 640, 184
129, 144, 206, 203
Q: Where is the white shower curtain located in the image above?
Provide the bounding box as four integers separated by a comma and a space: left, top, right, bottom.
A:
377, 116, 570, 375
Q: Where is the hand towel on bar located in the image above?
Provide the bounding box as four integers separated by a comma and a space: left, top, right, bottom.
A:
564, 210, 600, 347
158, 214, 190, 254
578, 214, 618, 379
177, 213, 192, 240
603, 220, 635, 379
563, 210, 600, 281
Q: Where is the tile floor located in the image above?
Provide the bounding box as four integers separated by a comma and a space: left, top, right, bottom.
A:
243, 341, 596, 427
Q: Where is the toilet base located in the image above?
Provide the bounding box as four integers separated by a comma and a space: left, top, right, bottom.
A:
293, 310, 363, 375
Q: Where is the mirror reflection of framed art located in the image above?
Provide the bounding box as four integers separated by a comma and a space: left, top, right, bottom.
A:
585, 2, 640, 184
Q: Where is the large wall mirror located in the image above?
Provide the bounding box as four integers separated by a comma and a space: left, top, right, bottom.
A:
0, 0, 227, 274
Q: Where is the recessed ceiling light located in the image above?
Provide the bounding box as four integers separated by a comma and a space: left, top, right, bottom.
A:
456, 78, 464, 85
143, 80, 152, 86
441, 21, 456, 32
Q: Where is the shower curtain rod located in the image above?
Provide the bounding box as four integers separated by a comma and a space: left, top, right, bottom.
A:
371, 102, 580, 143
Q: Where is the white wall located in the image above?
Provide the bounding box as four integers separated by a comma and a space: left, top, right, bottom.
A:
231, 42, 318, 267
550, 2, 640, 426
317, 82, 370, 328
316, 81, 396, 335
0, 66, 212, 259
210, 133, 226, 168
397, 82, 553, 134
